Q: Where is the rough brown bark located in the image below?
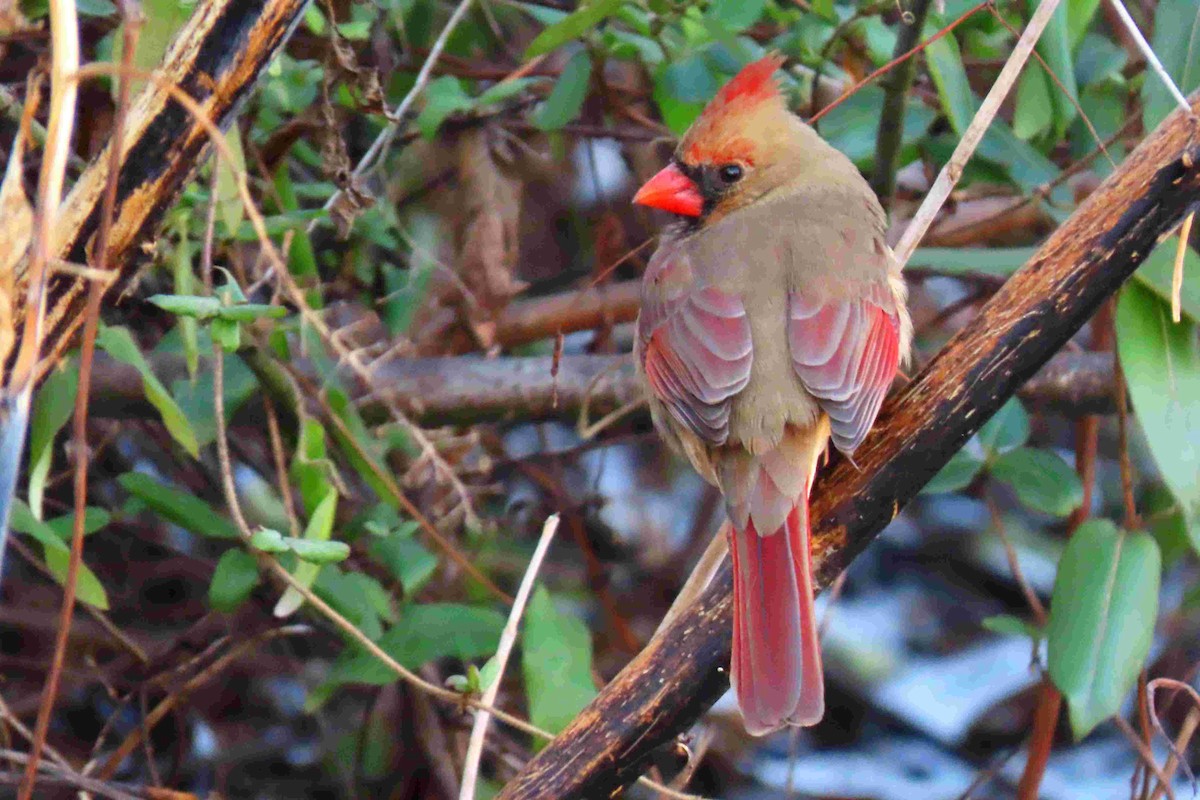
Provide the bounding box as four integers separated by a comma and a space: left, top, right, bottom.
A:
7, 0, 309, 378
495, 96, 1200, 800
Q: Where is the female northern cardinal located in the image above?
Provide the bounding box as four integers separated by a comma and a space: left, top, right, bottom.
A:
632, 54, 911, 734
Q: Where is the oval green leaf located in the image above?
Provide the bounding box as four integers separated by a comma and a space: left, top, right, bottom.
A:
991, 447, 1084, 517
1047, 520, 1161, 739
1117, 281, 1200, 546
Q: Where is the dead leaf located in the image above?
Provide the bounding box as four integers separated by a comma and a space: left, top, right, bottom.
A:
453, 128, 527, 347
0, 83, 37, 368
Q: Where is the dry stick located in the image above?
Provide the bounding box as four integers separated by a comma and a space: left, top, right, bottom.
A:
15, 0, 83, 795
1107, 0, 1196, 118
317, 0, 475, 219
460, 514, 561, 800
1114, 715, 1179, 800
7, 0, 79, 393
893, 0, 1066, 267
0, 751, 141, 800
92, 625, 310, 781
1149, 708, 1200, 800
1172, 212, 1194, 322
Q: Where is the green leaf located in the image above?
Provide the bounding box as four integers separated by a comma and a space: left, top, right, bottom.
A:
324, 604, 506, 687
705, 0, 768, 32
1117, 281, 1200, 544
1013, 67, 1053, 141
8, 500, 69, 553
119, 472, 240, 539
1067, 0, 1103, 49
921, 449, 983, 495
275, 489, 339, 617
369, 534, 438, 593
532, 50, 592, 131
522, 586, 597, 739
148, 294, 223, 319
44, 508, 110, 540
924, 21, 977, 134
977, 122, 1063, 195
215, 127, 246, 236
657, 52, 718, 105
416, 76, 473, 139
907, 247, 1034, 277
210, 317, 241, 353
1142, 0, 1200, 131
978, 398, 1030, 456
991, 447, 1084, 517
1132, 236, 1200, 323
982, 613, 1042, 642
524, 0, 624, 58
209, 549, 260, 611
818, 83, 936, 166
251, 527, 289, 553
290, 538, 351, 564
97, 326, 199, 457
216, 303, 288, 322
44, 548, 110, 609
1028, 0, 1078, 137
169, 214, 200, 377
114, 0, 190, 91
76, 0, 116, 16
476, 78, 538, 108
1047, 520, 1161, 739
478, 654, 502, 693
28, 362, 77, 519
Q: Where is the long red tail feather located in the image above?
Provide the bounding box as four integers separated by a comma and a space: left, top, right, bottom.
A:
730, 498, 824, 734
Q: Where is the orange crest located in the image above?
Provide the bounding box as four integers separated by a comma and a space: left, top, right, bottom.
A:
709, 53, 785, 112
682, 54, 786, 165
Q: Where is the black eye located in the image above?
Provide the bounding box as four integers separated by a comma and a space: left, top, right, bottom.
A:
719, 164, 743, 183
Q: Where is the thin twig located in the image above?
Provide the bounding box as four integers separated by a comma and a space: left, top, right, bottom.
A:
460, 514, 561, 800
1106, 0, 1196, 118
1149, 707, 1200, 800
92, 625, 311, 781
8, 0, 80, 392
1172, 212, 1194, 322
16, 0, 87, 794
893, 0, 1066, 267
318, 0, 476, 219
1115, 715, 1178, 800
871, 0, 933, 204
0, 751, 141, 800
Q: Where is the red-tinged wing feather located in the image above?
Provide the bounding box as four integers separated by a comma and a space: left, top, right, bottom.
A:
788, 285, 901, 454
638, 284, 753, 446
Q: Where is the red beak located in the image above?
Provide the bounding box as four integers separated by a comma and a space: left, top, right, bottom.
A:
633, 163, 703, 217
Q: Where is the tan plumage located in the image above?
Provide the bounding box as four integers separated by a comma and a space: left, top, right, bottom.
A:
634, 54, 910, 734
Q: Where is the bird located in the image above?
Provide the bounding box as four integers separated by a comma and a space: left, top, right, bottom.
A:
631, 54, 911, 735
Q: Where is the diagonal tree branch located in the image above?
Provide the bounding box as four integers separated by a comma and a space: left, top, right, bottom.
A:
495, 93, 1200, 800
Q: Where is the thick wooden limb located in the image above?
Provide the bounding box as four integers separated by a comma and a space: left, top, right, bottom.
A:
495, 97, 1200, 800
8, 0, 309, 376
86, 349, 1117, 424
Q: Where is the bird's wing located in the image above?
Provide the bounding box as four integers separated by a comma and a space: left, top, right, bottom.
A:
637, 263, 753, 446
787, 280, 901, 455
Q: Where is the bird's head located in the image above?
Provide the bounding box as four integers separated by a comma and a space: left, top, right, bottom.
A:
633, 54, 809, 224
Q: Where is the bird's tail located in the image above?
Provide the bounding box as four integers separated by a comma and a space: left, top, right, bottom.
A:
719, 426, 826, 735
